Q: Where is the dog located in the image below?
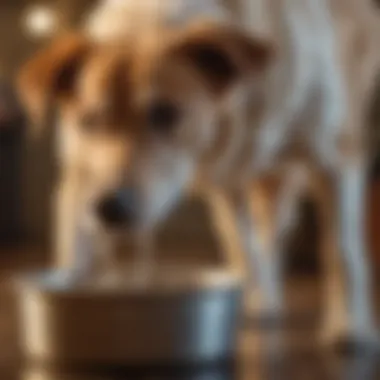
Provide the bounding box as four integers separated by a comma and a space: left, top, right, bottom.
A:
17, 0, 380, 350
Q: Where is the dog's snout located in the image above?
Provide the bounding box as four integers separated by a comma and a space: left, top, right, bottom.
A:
96, 190, 137, 228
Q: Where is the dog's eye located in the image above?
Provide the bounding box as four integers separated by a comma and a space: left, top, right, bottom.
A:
147, 101, 181, 133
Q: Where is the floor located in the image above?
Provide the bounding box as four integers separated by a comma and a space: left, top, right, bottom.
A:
1, 249, 380, 380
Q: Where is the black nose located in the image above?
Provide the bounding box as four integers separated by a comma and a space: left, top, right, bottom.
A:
96, 191, 136, 228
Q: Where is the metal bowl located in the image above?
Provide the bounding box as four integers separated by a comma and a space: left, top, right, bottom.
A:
17, 267, 243, 366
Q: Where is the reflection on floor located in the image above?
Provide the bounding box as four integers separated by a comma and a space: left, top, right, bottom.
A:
1, 249, 380, 380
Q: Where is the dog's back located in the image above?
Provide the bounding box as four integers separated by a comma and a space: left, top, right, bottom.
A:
231, 0, 380, 171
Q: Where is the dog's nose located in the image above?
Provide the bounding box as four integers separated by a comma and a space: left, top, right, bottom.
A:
96, 191, 136, 228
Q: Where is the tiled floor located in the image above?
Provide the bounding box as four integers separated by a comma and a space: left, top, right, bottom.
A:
1, 249, 380, 380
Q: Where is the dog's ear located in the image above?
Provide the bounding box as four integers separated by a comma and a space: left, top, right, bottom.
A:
17, 33, 90, 133
169, 22, 274, 96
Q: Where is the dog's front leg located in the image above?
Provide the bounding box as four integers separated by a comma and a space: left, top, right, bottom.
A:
54, 170, 96, 283
237, 170, 306, 320
334, 161, 379, 351
222, 183, 286, 356
311, 170, 348, 348
206, 189, 247, 275
235, 186, 283, 321
206, 178, 301, 355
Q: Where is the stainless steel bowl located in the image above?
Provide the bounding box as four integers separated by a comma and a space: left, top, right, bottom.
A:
17, 267, 243, 366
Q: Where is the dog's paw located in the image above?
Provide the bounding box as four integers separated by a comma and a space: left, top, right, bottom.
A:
320, 328, 380, 356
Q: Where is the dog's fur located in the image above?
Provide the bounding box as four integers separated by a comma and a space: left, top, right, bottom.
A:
18, 0, 380, 348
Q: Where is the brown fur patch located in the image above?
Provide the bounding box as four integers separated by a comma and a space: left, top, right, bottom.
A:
18, 33, 90, 129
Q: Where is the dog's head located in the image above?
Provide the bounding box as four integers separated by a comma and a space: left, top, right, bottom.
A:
18, 22, 274, 234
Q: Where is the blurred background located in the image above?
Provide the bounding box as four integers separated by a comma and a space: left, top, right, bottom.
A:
0, 0, 93, 250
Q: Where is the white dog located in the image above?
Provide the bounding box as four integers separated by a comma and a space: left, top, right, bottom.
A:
18, 0, 380, 351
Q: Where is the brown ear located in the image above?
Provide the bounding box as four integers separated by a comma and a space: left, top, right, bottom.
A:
169, 22, 274, 96
17, 33, 90, 131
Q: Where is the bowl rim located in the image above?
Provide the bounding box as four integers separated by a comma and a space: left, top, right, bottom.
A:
15, 266, 244, 297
